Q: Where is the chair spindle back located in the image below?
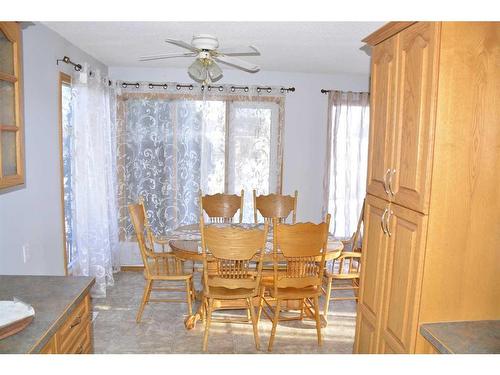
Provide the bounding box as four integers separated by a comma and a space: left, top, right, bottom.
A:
253, 190, 298, 224
200, 190, 244, 223
272, 214, 330, 293
200, 216, 269, 294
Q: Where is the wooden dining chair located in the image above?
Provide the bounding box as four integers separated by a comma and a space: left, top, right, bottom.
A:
199, 190, 244, 223
200, 217, 269, 352
253, 190, 298, 224
321, 252, 362, 324
258, 215, 330, 352
128, 202, 195, 323
322, 199, 365, 321
341, 198, 365, 253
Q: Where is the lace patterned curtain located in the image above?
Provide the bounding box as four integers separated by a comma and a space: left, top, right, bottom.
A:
116, 85, 285, 239
323, 91, 369, 238
70, 66, 120, 297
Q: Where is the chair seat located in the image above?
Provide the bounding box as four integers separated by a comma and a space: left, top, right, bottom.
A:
261, 275, 274, 286
205, 286, 257, 299
324, 259, 360, 278
270, 286, 321, 299
146, 262, 193, 280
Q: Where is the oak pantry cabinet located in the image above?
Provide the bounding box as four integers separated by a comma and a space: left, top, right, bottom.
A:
354, 22, 500, 354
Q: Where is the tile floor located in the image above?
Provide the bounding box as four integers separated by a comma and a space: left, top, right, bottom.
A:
92, 271, 357, 354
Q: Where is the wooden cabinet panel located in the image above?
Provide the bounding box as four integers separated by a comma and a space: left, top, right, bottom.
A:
39, 336, 56, 354
391, 22, 440, 213
354, 194, 389, 353
354, 305, 378, 353
366, 36, 398, 202
379, 203, 427, 353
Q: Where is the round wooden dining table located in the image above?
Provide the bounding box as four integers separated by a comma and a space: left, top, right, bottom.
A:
167, 223, 344, 329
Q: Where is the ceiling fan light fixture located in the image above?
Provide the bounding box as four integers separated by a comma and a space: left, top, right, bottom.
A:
207, 60, 223, 82
188, 58, 208, 83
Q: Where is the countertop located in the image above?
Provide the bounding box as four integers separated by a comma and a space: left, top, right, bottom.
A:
0, 275, 95, 354
420, 320, 500, 354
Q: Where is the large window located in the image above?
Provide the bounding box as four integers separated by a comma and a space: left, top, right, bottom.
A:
117, 93, 284, 238
324, 91, 369, 238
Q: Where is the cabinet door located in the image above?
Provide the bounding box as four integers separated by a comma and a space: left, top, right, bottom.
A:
378, 203, 427, 354
353, 194, 389, 353
391, 22, 440, 213
365, 35, 398, 202
0, 22, 24, 189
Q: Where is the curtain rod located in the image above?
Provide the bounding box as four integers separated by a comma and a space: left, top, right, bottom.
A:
321, 89, 368, 94
56, 56, 295, 93
56, 55, 113, 86
56, 56, 82, 71
119, 81, 295, 93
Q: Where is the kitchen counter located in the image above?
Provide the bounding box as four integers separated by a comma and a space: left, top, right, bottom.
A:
0, 275, 95, 354
420, 320, 500, 354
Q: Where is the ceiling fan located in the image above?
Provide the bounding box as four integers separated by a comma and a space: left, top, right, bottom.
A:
139, 34, 261, 84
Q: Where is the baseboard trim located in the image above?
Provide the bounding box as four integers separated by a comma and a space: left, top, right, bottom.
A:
120, 265, 144, 272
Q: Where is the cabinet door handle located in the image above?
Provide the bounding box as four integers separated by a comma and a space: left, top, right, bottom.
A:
383, 169, 391, 195
388, 169, 396, 196
70, 316, 82, 329
381, 208, 388, 235
386, 210, 393, 237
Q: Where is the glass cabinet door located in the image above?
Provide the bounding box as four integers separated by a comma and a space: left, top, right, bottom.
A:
0, 22, 24, 189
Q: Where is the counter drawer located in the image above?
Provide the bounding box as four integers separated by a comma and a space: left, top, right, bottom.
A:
67, 322, 92, 354
56, 295, 91, 353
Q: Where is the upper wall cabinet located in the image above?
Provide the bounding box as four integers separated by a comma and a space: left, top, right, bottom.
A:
365, 36, 398, 202
0, 22, 24, 190
391, 22, 440, 214
365, 22, 439, 214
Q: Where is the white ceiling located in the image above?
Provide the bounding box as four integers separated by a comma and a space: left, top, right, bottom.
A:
43, 22, 384, 75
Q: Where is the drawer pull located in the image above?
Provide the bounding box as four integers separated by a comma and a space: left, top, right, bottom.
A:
383, 169, 391, 195
381, 208, 388, 235
388, 169, 396, 196
386, 210, 393, 237
70, 316, 82, 329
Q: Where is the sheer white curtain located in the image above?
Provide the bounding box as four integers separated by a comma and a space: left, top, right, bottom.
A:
323, 91, 369, 238
227, 101, 282, 223
115, 84, 285, 238
70, 66, 119, 298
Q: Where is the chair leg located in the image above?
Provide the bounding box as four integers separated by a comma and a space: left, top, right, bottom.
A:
257, 285, 265, 324
247, 297, 260, 350
352, 279, 359, 301
201, 297, 207, 324
185, 279, 193, 316
136, 279, 153, 323
313, 295, 322, 346
323, 276, 333, 323
202, 298, 214, 352
268, 298, 281, 352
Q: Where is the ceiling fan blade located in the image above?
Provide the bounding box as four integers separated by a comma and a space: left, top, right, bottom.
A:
216, 45, 260, 56
214, 55, 260, 73
139, 52, 197, 61
165, 38, 199, 52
